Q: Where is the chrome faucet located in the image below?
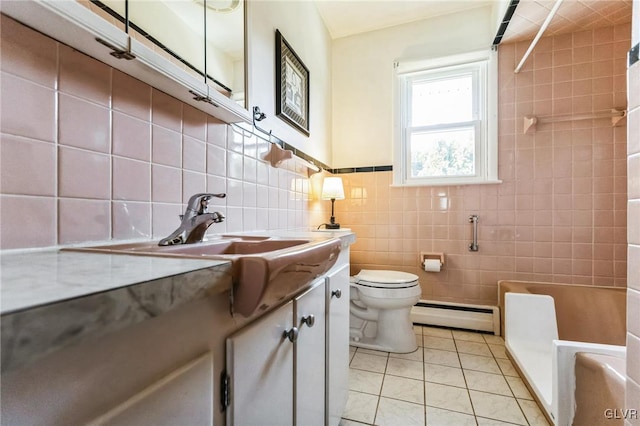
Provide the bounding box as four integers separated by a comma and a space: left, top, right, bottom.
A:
159, 193, 226, 246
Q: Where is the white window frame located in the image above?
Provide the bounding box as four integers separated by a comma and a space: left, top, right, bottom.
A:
393, 49, 500, 187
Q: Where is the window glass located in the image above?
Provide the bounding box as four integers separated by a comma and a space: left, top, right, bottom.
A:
393, 50, 499, 187
411, 74, 474, 126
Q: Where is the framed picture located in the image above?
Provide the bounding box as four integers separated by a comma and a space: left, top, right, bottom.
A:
275, 29, 310, 136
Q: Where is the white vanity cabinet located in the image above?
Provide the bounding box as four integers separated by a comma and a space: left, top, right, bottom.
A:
225, 247, 350, 426
225, 281, 326, 426
325, 258, 350, 426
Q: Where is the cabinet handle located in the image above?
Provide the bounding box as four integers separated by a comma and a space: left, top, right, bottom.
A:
301, 314, 315, 328
283, 327, 299, 343
331, 289, 342, 299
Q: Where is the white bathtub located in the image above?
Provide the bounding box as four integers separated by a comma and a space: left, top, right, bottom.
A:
499, 281, 627, 426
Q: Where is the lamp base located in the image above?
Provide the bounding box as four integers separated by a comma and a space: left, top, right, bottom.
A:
325, 223, 341, 230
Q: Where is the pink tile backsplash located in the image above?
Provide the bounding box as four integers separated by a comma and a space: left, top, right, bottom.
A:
183, 104, 207, 141
152, 165, 182, 203
113, 112, 151, 161
58, 198, 111, 244
112, 201, 151, 240
113, 70, 151, 121
112, 157, 151, 202
58, 146, 111, 200
183, 135, 207, 172
152, 125, 182, 167
0, 195, 57, 249
0, 14, 57, 88
59, 45, 111, 106
0, 134, 56, 196
0, 15, 311, 249
151, 89, 182, 132
59, 93, 110, 153
0, 72, 56, 142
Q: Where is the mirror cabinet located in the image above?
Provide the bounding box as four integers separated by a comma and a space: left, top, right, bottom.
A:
0, 0, 249, 123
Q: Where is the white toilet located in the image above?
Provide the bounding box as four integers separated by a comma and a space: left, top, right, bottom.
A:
349, 269, 422, 353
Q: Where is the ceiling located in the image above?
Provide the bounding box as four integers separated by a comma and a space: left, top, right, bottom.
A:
314, 0, 633, 41
502, 0, 633, 43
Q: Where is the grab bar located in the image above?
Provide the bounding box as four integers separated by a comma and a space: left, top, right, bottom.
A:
469, 215, 479, 252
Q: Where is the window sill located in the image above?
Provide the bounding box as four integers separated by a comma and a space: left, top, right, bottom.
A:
391, 179, 502, 187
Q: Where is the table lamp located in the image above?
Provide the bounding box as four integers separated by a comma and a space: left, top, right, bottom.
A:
321, 177, 345, 229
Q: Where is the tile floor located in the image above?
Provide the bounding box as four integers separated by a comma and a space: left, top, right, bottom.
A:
340, 325, 550, 426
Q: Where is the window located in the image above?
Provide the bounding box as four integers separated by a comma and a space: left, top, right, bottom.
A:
393, 50, 500, 186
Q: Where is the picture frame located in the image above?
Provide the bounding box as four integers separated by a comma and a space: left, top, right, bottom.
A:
275, 29, 310, 136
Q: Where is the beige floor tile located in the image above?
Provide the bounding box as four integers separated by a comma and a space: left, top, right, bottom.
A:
349, 347, 357, 363
414, 325, 424, 335
381, 375, 425, 404
386, 357, 424, 380
484, 334, 505, 345
340, 418, 372, 426
424, 348, 461, 368
425, 382, 473, 414
423, 336, 456, 351
469, 390, 527, 425
426, 406, 476, 426
376, 397, 425, 426
489, 343, 509, 359
452, 330, 486, 342
390, 347, 423, 362
459, 353, 502, 374
357, 347, 389, 357
496, 358, 520, 377
343, 391, 379, 424
506, 376, 533, 400
518, 399, 551, 426
476, 417, 522, 425
464, 370, 513, 397
422, 327, 453, 339
351, 352, 388, 373
424, 363, 466, 388
455, 340, 493, 357
349, 368, 384, 395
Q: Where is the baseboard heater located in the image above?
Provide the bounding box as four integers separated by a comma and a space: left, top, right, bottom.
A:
411, 300, 500, 335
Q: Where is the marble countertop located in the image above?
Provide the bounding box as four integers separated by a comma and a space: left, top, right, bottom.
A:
0, 250, 229, 315
0, 230, 355, 372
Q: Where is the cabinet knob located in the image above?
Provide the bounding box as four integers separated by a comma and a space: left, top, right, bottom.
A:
283, 327, 299, 343
301, 314, 315, 328
331, 289, 342, 299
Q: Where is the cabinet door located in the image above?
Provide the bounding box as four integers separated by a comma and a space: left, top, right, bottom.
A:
226, 301, 294, 426
295, 282, 326, 426
326, 262, 350, 426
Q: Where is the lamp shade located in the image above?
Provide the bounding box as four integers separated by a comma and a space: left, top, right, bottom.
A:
321, 177, 345, 200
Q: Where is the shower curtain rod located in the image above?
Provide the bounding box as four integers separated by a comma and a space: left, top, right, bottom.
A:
514, 0, 565, 73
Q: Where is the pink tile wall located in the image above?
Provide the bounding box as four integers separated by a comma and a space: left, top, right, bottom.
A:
327, 24, 630, 306
0, 15, 310, 250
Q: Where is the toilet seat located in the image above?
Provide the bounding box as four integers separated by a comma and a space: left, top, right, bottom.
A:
352, 269, 419, 289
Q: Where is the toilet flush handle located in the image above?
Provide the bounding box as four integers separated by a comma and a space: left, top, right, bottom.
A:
331, 289, 342, 299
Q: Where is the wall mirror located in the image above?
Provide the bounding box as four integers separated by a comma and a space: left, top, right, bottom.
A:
86, 0, 246, 108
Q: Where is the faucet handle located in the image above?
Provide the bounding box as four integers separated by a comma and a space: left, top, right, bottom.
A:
186, 193, 226, 214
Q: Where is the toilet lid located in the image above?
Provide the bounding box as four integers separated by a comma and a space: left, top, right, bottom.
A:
353, 269, 419, 289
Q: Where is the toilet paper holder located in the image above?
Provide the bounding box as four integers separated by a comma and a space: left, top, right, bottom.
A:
420, 252, 444, 269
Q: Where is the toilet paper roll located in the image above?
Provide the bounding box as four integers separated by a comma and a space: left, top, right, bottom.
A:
423, 259, 441, 272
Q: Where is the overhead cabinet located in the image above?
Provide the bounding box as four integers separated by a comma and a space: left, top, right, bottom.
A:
0, 0, 250, 124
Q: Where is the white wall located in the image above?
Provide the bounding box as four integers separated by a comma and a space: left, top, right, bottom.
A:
331, 5, 495, 168
247, 1, 333, 165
